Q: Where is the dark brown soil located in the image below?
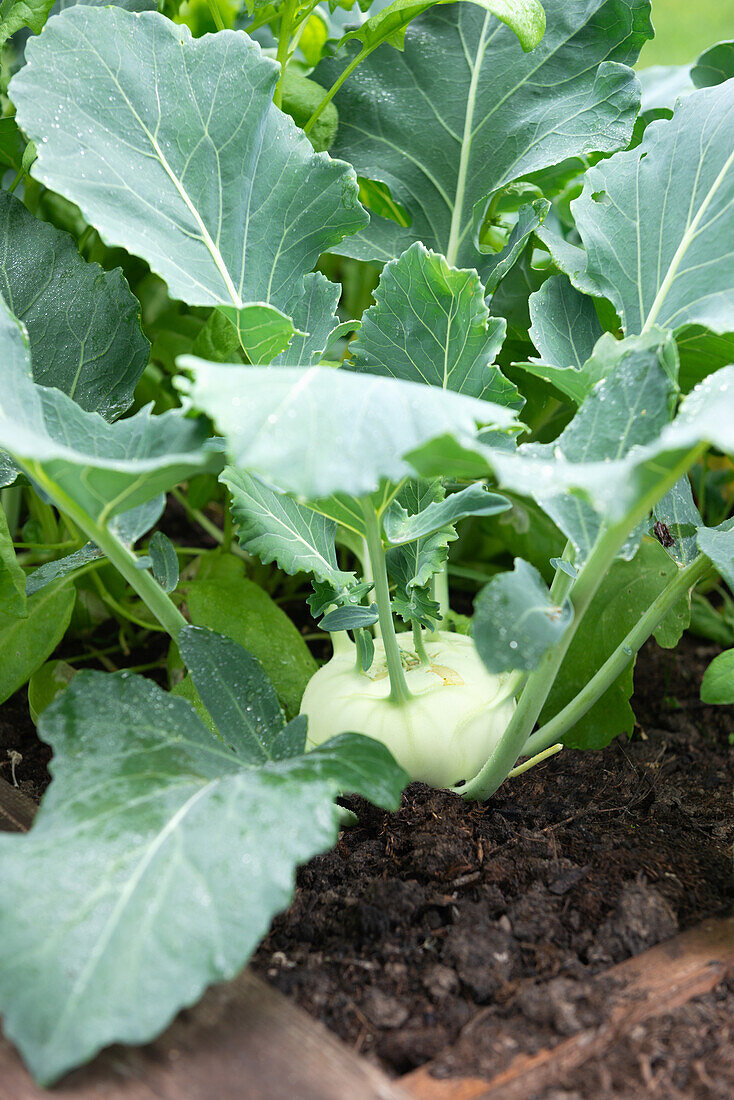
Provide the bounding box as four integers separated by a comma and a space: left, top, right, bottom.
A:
251, 635, 734, 1085
536, 978, 734, 1100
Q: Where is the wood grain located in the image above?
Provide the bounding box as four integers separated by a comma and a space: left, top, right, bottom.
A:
402, 915, 734, 1100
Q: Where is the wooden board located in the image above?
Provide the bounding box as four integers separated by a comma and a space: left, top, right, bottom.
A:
402, 914, 734, 1100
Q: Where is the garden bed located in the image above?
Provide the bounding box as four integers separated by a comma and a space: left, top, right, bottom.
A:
3, 632, 731, 1097
250, 634, 733, 1082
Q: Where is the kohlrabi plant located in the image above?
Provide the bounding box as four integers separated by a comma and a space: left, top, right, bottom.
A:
0, 0, 732, 1084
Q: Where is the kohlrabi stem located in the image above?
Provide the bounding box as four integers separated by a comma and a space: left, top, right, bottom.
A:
412, 621, 430, 666
24, 464, 187, 640
455, 444, 709, 801
303, 45, 370, 135
273, 0, 298, 109
521, 553, 713, 759
361, 500, 412, 704
206, 0, 226, 31
171, 488, 249, 561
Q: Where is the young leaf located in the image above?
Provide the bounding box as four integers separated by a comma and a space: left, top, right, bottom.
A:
319, 603, 380, 631
482, 198, 550, 296
349, 242, 518, 407
652, 477, 702, 566
314, 0, 651, 269
0, 0, 54, 45
148, 532, 179, 593
0, 192, 148, 419
386, 479, 455, 595
222, 466, 355, 588
0, 670, 407, 1084
473, 557, 572, 672
700, 648, 734, 704
185, 556, 317, 718
691, 40, 734, 89
519, 274, 604, 402
12, 8, 366, 346
178, 361, 518, 501
573, 80, 734, 335
384, 482, 511, 544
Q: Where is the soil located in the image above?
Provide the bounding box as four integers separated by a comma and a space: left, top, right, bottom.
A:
250, 634, 734, 1088
2, 633, 732, 1096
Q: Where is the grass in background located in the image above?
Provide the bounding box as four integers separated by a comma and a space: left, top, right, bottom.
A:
640, 0, 734, 66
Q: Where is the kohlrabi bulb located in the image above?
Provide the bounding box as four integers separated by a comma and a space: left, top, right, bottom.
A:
301, 631, 516, 788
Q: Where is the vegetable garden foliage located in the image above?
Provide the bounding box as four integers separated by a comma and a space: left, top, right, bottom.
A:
0, 0, 732, 1083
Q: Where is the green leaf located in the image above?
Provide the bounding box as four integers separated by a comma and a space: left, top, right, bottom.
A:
542, 541, 685, 749
386, 479, 454, 593
700, 648, 734, 704
148, 531, 179, 593
350, 243, 518, 407
691, 40, 734, 89
280, 70, 339, 153
0, 191, 148, 419
315, 0, 651, 270
178, 361, 518, 501
218, 305, 300, 366
340, 0, 546, 55
652, 477, 702, 567
12, 8, 366, 347
519, 275, 604, 403
473, 557, 572, 672
178, 625, 287, 759
384, 482, 510, 544
0, 0, 54, 46
25, 496, 166, 596
185, 556, 317, 718
0, 501, 25, 619
0, 299, 213, 522
482, 198, 550, 296
222, 466, 355, 588
697, 519, 734, 590
27, 660, 77, 725
0, 669, 407, 1084
319, 603, 379, 630
0, 581, 75, 705
573, 80, 734, 336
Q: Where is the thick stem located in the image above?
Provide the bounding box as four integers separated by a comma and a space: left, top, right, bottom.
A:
361, 500, 411, 704
521, 553, 712, 758
273, 0, 298, 109
303, 46, 370, 135
25, 465, 187, 640
206, 0, 226, 30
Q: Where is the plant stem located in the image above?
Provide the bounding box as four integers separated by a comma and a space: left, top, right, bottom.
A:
361, 500, 411, 704
77, 224, 95, 254
303, 46, 370, 135
454, 443, 708, 801
171, 488, 249, 560
1, 486, 21, 538
7, 166, 24, 195
521, 553, 712, 758
507, 742, 563, 778
25, 464, 187, 639
412, 621, 430, 665
274, 0, 298, 109
206, 0, 226, 30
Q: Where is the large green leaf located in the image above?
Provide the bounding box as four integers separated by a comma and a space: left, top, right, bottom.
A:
349, 243, 518, 407
0, 192, 148, 420
0, 661, 406, 1084
315, 0, 651, 271
178, 360, 518, 500
222, 466, 356, 588
0, 299, 213, 521
520, 274, 604, 402
572, 80, 734, 336
0, 0, 54, 45
691, 41, 734, 89
473, 557, 572, 672
11, 8, 367, 350
697, 518, 734, 590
